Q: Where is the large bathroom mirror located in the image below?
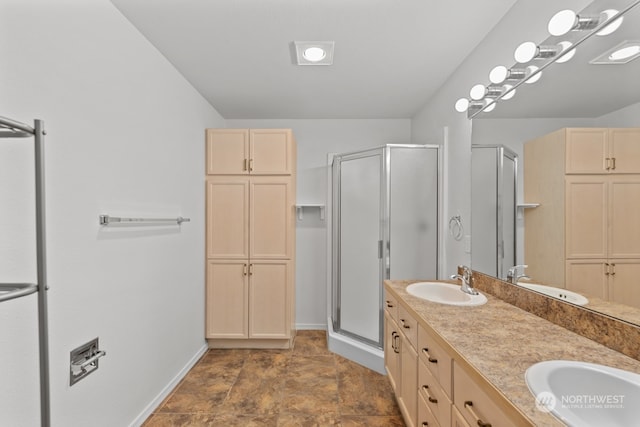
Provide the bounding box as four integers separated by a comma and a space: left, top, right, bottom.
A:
470, 0, 640, 324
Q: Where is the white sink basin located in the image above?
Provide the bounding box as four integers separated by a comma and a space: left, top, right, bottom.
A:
406, 282, 487, 306
526, 360, 640, 426
517, 282, 588, 306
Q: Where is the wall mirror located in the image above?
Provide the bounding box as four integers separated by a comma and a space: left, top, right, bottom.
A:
470, 0, 640, 325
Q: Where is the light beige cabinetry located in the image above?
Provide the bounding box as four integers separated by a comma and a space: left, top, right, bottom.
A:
524, 128, 640, 307
384, 294, 417, 427
385, 288, 522, 427
206, 129, 294, 175
205, 129, 296, 348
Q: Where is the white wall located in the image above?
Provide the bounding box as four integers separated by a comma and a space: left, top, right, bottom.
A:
0, 1, 224, 426
596, 102, 640, 127
227, 119, 411, 329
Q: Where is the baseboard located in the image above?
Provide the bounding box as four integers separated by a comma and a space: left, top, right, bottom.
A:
296, 323, 327, 330
129, 343, 208, 427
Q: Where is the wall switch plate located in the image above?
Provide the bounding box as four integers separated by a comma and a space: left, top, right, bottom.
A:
70, 337, 106, 386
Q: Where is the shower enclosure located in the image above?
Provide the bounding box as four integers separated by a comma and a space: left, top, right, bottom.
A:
328, 144, 439, 372
471, 144, 518, 280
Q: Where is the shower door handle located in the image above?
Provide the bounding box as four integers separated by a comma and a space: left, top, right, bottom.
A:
378, 240, 383, 259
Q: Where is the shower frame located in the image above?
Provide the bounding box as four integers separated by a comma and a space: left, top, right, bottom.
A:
329, 144, 440, 353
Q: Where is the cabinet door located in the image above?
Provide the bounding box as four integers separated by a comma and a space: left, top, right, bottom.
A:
206, 177, 250, 259
248, 260, 290, 339
384, 312, 400, 393
206, 260, 248, 339
565, 128, 608, 174
565, 260, 608, 299
399, 333, 418, 427
608, 260, 640, 308
250, 177, 292, 259
565, 176, 607, 259
206, 129, 249, 175
609, 128, 640, 174
250, 129, 293, 175
609, 177, 640, 258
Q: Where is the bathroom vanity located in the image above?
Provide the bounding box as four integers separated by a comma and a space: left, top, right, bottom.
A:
384, 278, 640, 427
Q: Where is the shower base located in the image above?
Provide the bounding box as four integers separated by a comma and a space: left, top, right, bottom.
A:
326, 317, 385, 374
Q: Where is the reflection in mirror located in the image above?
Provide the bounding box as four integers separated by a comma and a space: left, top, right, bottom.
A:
470, 0, 640, 325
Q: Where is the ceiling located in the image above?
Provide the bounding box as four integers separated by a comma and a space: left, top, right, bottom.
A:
109, 0, 519, 119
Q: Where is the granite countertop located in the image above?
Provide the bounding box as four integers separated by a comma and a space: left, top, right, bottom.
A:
385, 279, 640, 427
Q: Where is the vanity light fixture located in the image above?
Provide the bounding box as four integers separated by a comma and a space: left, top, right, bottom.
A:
547, 8, 622, 37
524, 66, 542, 84
454, 1, 639, 117
514, 42, 562, 63
556, 41, 577, 63
294, 41, 335, 65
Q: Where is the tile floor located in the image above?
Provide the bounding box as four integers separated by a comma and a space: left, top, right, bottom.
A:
143, 330, 405, 426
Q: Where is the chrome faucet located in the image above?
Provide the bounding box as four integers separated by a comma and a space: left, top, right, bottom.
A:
506, 264, 530, 284
450, 265, 479, 296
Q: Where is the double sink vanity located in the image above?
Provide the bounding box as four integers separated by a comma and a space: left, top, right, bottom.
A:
384, 269, 640, 426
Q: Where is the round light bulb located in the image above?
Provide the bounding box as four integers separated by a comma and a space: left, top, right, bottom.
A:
609, 45, 640, 61
484, 100, 497, 113
455, 98, 470, 113
502, 85, 516, 100
469, 84, 486, 101
548, 9, 577, 36
597, 10, 623, 36
515, 41, 537, 63
489, 66, 508, 84
303, 47, 326, 62
525, 66, 542, 84
556, 41, 576, 63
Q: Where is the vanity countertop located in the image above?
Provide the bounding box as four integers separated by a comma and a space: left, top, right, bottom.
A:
385, 279, 640, 427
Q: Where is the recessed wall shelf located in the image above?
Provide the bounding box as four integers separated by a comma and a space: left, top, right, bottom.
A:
295, 204, 325, 221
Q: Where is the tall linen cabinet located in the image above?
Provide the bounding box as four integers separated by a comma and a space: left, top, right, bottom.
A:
205, 129, 296, 348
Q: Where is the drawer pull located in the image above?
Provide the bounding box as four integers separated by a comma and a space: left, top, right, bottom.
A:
391, 332, 400, 354
386, 300, 394, 308
421, 385, 438, 403
464, 401, 492, 427
421, 347, 438, 363
400, 319, 411, 329
422, 423, 429, 426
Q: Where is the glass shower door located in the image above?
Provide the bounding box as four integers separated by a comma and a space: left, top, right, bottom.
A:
333, 149, 384, 346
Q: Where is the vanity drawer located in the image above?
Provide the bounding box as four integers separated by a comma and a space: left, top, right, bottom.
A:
384, 291, 398, 322
419, 360, 451, 427
418, 391, 441, 427
418, 324, 452, 398
398, 304, 418, 350
453, 361, 516, 427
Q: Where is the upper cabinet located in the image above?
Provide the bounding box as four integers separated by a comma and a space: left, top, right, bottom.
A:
206, 129, 294, 175
565, 128, 640, 174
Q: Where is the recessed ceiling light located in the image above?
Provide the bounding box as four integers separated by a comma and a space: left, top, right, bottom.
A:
590, 40, 640, 64
294, 41, 334, 65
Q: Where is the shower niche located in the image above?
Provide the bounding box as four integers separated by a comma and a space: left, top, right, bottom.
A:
328, 144, 439, 372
